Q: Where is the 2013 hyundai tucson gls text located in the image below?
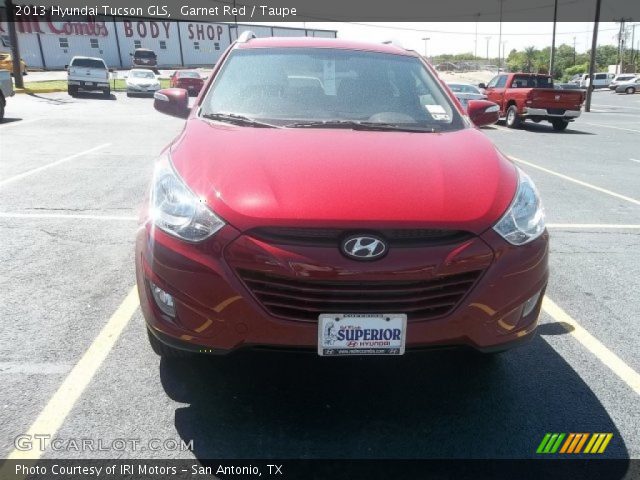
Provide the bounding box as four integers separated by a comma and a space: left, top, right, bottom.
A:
136, 34, 548, 358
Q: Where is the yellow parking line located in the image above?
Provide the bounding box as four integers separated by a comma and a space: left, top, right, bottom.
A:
510, 156, 640, 206
4, 286, 139, 461
542, 296, 640, 396
0, 143, 110, 188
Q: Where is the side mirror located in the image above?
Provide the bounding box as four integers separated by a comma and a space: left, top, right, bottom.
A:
129, 53, 133, 56
109, 68, 114, 73
478, 82, 487, 89
467, 100, 500, 127
154, 88, 190, 119
64, 64, 69, 69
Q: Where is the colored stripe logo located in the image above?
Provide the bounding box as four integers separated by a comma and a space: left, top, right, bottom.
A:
537, 433, 613, 454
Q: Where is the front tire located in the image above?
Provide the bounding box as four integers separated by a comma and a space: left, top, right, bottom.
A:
0, 98, 5, 122
626, 87, 636, 95
551, 119, 569, 131
505, 105, 522, 129
68, 85, 78, 97
146, 327, 192, 358
103, 88, 110, 98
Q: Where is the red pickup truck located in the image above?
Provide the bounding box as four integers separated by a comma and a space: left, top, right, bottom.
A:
480, 73, 585, 131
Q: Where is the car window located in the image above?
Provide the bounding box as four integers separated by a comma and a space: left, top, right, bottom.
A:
494, 75, 507, 88
595, 74, 606, 80
135, 51, 156, 58
71, 58, 106, 69
486, 76, 499, 88
201, 48, 464, 131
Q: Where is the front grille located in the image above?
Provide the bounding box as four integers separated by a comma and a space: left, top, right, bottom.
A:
248, 227, 472, 247
238, 269, 483, 322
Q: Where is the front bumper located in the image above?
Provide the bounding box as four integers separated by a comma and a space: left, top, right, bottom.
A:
136, 224, 549, 354
127, 85, 160, 93
68, 80, 109, 90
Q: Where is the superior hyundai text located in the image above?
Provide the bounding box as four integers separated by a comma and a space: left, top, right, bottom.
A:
136, 34, 549, 358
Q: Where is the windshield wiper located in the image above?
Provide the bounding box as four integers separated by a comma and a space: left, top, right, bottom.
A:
202, 112, 278, 128
285, 120, 439, 133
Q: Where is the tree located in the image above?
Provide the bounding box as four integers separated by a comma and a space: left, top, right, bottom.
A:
523, 46, 537, 72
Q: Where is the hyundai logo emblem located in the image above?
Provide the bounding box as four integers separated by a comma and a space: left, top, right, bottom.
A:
341, 235, 387, 260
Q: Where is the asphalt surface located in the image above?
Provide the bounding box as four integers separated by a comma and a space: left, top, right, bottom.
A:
1, 89, 639, 465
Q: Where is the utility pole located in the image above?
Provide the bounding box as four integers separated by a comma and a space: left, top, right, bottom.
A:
573, 36, 577, 65
585, 0, 602, 113
617, 20, 625, 74
550, 0, 559, 78
5, 0, 24, 88
502, 41, 508, 68
485, 36, 491, 62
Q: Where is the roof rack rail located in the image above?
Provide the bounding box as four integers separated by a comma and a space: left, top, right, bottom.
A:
237, 31, 256, 43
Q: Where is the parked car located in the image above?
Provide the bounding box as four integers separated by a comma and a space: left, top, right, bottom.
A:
581, 72, 615, 89
0, 52, 27, 76
131, 48, 157, 68
610, 74, 638, 91
614, 77, 640, 94
481, 73, 585, 130
0, 69, 15, 121
125, 68, 161, 96
435, 62, 457, 71
446, 82, 488, 108
139, 34, 547, 359
66, 56, 111, 97
169, 70, 204, 96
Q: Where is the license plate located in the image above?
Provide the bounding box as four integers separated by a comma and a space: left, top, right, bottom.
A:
86, 82, 94, 86
318, 313, 407, 356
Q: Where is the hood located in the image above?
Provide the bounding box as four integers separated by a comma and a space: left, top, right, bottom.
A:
170, 119, 517, 234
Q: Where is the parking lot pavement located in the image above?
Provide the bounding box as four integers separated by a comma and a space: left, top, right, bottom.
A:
1, 90, 639, 462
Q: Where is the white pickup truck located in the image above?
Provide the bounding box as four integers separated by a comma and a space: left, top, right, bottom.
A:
0, 69, 15, 121
66, 56, 111, 97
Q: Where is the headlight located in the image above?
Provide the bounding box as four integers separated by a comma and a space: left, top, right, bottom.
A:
493, 168, 545, 245
150, 155, 225, 242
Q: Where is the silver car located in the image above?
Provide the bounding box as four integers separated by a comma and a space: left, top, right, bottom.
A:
446, 83, 487, 108
614, 77, 639, 94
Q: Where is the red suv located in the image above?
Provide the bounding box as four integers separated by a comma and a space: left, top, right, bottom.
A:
139, 34, 548, 358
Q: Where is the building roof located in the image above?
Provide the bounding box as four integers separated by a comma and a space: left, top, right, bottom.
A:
235, 36, 414, 56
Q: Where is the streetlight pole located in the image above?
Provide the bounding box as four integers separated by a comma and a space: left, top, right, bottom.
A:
5, 0, 24, 88
421, 37, 430, 60
498, 0, 503, 68
573, 36, 577, 65
502, 41, 508, 69
485, 37, 491, 62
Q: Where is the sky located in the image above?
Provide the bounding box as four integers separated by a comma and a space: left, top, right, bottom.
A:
260, 22, 638, 57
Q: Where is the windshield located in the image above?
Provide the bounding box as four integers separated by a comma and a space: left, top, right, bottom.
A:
200, 48, 463, 131
130, 70, 155, 79
71, 58, 106, 69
